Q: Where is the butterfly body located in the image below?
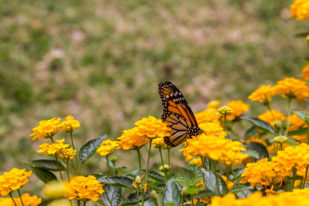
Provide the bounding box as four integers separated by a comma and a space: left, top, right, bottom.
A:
158, 81, 203, 147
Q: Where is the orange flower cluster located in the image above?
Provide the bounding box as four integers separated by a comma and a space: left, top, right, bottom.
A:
30, 118, 61, 140
195, 101, 220, 124
65, 176, 104, 201
0, 193, 41, 206
37, 139, 76, 160
291, 0, 309, 20
226, 100, 249, 120
248, 85, 276, 105
302, 64, 309, 80
96, 139, 119, 157
59, 115, 80, 133
258, 110, 285, 126
0, 168, 32, 196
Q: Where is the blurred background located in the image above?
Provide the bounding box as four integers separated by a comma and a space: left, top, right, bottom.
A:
0, 0, 308, 174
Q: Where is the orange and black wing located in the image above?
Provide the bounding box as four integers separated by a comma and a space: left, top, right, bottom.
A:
158, 81, 199, 147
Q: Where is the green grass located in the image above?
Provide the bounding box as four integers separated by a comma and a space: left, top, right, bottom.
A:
0, 0, 308, 175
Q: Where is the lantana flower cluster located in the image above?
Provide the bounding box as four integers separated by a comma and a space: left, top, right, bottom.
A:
37, 138, 76, 160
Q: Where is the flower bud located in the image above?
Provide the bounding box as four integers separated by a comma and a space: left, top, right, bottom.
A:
151, 190, 158, 199
110, 155, 118, 162
274, 135, 288, 144
135, 175, 141, 184
273, 121, 282, 130
159, 166, 164, 171
218, 106, 233, 116
42, 181, 67, 199
181, 187, 188, 196
163, 164, 170, 170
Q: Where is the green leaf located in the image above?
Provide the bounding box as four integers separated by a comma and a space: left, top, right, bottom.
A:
201, 168, 227, 196
163, 180, 181, 206
228, 186, 251, 193
194, 190, 216, 198
122, 191, 151, 205
288, 128, 308, 136
143, 170, 164, 182
240, 116, 274, 134
241, 150, 259, 159
31, 159, 66, 171
79, 135, 106, 164
291, 31, 309, 38
100, 185, 122, 206
286, 136, 299, 146
38, 199, 53, 206
187, 187, 201, 195
294, 111, 309, 122
244, 126, 257, 140
98, 176, 134, 188
174, 167, 198, 181
246, 142, 269, 159
32, 167, 57, 183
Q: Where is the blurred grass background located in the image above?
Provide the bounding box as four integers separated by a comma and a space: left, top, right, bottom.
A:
0, 0, 309, 177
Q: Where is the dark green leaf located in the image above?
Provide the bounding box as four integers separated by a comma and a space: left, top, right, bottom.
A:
187, 187, 201, 195
143, 170, 164, 182
31, 159, 65, 171
228, 186, 251, 193
288, 128, 308, 136
79, 135, 106, 164
286, 136, 299, 146
241, 150, 259, 159
291, 31, 309, 38
194, 190, 216, 198
174, 167, 198, 181
294, 111, 309, 122
244, 126, 257, 140
38, 199, 53, 206
246, 142, 269, 159
32, 167, 57, 183
163, 180, 181, 206
100, 185, 122, 206
98, 176, 133, 188
201, 168, 227, 196
240, 116, 274, 134
122, 191, 151, 205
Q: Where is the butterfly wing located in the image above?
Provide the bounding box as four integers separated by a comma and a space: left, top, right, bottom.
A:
158, 81, 200, 147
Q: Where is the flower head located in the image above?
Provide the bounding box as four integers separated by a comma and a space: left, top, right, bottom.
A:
0, 193, 41, 206
273, 135, 288, 144
248, 85, 276, 105
302, 63, 309, 80
135, 116, 171, 139
30, 118, 61, 141
217, 106, 233, 116
226, 100, 249, 120
0, 168, 32, 196
59, 115, 80, 133
58, 148, 77, 160
152, 137, 170, 149
258, 110, 285, 127
118, 127, 149, 150
96, 139, 119, 157
291, 0, 309, 20
207, 100, 221, 108
195, 108, 220, 124
273, 77, 309, 103
37, 139, 76, 160
65, 176, 104, 201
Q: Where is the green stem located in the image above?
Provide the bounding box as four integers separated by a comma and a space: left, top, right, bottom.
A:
77, 200, 81, 206
136, 148, 142, 174
212, 160, 221, 196
303, 166, 309, 188
70, 131, 75, 149
145, 139, 152, 186
159, 148, 164, 166
49, 136, 55, 143
223, 114, 227, 131
292, 167, 297, 191
191, 195, 194, 206
55, 156, 64, 180
17, 189, 25, 206
106, 155, 112, 172
208, 158, 212, 170
137, 187, 140, 205
9, 192, 17, 206
285, 98, 292, 136
83, 201, 87, 206
70, 131, 80, 174
306, 124, 309, 144
167, 148, 171, 168
66, 159, 70, 181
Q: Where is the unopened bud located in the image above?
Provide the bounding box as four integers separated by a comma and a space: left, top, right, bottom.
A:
110, 156, 118, 162
151, 190, 158, 199
273, 121, 282, 130
274, 135, 288, 144
181, 187, 188, 196
218, 106, 233, 116
135, 175, 141, 184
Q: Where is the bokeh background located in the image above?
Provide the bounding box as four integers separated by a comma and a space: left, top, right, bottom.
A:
1, 0, 308, 174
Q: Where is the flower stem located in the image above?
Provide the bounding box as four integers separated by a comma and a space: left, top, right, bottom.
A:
306, 125, 309, 144
159, 148, 164, 166
136, 187, 140, 205
145, 139, 152, 185
70, 131, 75, 149
212, 160, 221, 196
292, 167, 297, 191
83, 200, 87, 206
77, 200, 80, 206
17, 190, 24, 206
9, 192, 17, 206
285, 98, 292, 136
191, 195, 194, 206
66, 159, 70, 181
167, 148, 171, 168
55, 156, 64, 180
136, 148, 142, 174
106, 155, 112, 172
303, 166, 309, 188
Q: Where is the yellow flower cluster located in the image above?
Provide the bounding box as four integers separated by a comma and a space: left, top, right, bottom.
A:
65, 176, 104, 201
0, 193, 41, 206
152, 137, 170, 149
274, 77, 309, 103
302, 63, 309, 80
135, 116, 171, 139
210, 188, 309, 206
0, 168, 32, 196
195, 101, 220, 124
289, 113, 307, 142
199, 122, 225, 136
241, 158, 282, 187
30, 118, 61, 140
96, 139, 119, 157
248, 85, 276, 105
118, 116, 170, 150
37, 139, 76, 160
258, 110, 285, 126
59, 115, 80, 133
226, 100, 249, 120
291, 0, 309, 20
180, 128, 248, 166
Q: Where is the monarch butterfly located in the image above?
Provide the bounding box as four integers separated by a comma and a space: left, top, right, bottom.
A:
158, 81, 203, 147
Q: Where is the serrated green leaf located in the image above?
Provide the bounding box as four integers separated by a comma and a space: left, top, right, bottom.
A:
241, 150, 259, 159
79, 135, 106, 164
163, 180, 181, 206
201, 168, 227, 196
100, 185, 122, 206
294, 111, 309, 122
244, 126, 257, 140
31, 159, 65, 171
32, 167, 57, 183
246, 142, 269, 159
288, 128, 308, 136
240, 116, 274, 134
143, 170, 164, 182
122, 191, 151, 205
98, 176, 133, 188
